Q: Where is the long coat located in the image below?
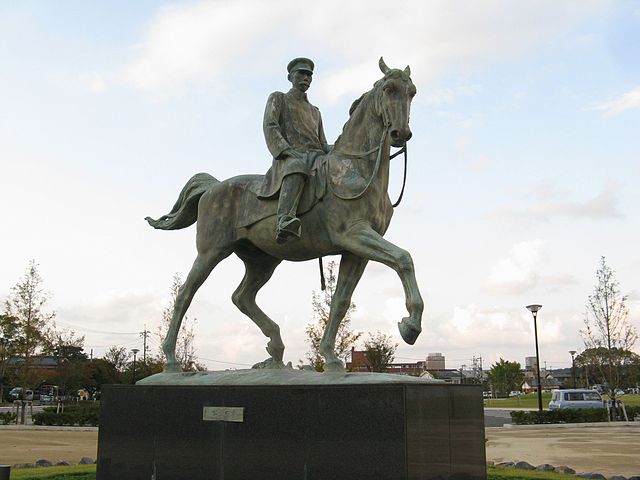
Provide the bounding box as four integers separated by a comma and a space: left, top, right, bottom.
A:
258, 88, 329, 199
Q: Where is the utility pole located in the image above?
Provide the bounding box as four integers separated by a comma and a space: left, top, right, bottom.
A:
140, 326, 151, 363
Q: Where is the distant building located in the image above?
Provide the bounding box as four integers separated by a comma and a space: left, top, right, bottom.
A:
426, 352, 445, 370
346, 348, 425, 375
7, 356, 59, 370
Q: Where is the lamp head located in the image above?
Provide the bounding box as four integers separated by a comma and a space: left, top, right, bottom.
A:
131, 348, 140, 354
526, 304, 542, 314
569, 350, 577, 356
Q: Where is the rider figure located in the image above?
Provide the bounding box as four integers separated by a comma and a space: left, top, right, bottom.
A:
258, 57, 330, 243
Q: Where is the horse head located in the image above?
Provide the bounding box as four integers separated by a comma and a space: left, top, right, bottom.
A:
377, 57, 416, 147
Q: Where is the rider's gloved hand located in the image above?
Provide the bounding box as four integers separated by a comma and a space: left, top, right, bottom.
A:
281, 148, 304, 160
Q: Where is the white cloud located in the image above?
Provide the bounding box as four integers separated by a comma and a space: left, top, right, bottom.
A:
115, 0, 606, 100
491, 183, 624, 222
486, 240, 543, 294
78, 72, 108, 93
591, 86, 640, 116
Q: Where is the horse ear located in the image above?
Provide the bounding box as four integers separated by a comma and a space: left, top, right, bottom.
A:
379, 57, 390, 74
404, 65, 411, 76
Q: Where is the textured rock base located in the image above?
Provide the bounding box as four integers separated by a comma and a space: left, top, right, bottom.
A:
96, 382, 486, 480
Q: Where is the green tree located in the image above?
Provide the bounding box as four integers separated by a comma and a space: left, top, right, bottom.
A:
581, 257, 638, 400
363, 331, 397, 373
156, 273, 204, 372
0, 315, 20, 401
103, 345, 130, 374
3, 260, 56, 388
575, 347, 640, 393
304, 261, 362, 371
487, 359, 524, 398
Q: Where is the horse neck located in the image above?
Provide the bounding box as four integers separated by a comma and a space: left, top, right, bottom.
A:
335, 90, 391, 191
336, 90, 386, 153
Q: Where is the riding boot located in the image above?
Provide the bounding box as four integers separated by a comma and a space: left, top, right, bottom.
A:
276, 173, 305, 243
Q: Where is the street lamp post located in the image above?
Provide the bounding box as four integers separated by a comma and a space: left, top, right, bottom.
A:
131, 348, 139, 385
569, 350, 577, 389
526, 304, 544, 412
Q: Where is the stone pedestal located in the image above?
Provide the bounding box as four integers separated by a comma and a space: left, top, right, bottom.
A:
97, 379, 485, 480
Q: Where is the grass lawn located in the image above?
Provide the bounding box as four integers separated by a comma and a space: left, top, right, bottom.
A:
8, 465, 95, 480
7, 465, 578, 480
488, 466, 577, 480
484, 393, 640, 409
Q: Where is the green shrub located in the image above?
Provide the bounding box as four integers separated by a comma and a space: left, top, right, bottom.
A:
510, 408, 607, 425
32, 402, 100, 426
0, 411, 17, 424
624, 405, 638, 420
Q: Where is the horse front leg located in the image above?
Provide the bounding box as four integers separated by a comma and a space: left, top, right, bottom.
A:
319, 253, 368, 372
338, 224, 423, 345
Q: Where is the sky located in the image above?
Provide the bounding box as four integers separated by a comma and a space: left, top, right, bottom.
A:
1, 0, 639, 373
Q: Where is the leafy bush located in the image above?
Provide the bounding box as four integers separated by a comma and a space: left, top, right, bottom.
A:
510, 408, 607, 425
624, 405, 638, 420
32, 402, 100, 426
0, 411, 17, 424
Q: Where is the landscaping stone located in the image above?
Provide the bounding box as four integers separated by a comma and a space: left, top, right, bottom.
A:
514, 461, 535, 470
79, 457, 95, 464
13, 463, 36, 469
496, 461, 515, 468
36, 459, 53, 467
577, 473, 607, 480
608, 475, 627, 480
55, 460, 71, 466
626, 477, 640, 480
556, 466, 577, 474
536, 464, 556, 471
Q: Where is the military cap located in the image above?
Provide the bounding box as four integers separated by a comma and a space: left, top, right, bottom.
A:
287, 57, 314, 74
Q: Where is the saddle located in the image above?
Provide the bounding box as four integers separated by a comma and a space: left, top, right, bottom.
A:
237, 150, 376, 229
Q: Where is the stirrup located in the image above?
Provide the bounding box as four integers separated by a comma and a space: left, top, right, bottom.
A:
276, 216, 301, 243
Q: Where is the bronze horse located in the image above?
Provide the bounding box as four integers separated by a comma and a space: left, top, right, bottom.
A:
146, 58, 423, 373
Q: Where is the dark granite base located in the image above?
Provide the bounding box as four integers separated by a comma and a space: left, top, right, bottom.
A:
97, 383, 485, 480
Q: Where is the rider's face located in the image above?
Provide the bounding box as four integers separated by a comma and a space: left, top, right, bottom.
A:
290, 70, 312, 93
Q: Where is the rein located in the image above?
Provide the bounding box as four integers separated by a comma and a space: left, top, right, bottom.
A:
329, 127, 408, 208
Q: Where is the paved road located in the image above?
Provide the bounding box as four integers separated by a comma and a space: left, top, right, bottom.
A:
486, 424, 640, 478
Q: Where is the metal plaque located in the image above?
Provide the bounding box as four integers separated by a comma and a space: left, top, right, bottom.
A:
202, 406, 244, 423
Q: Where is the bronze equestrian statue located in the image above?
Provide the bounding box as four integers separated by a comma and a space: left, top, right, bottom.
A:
146, 58, 423, 373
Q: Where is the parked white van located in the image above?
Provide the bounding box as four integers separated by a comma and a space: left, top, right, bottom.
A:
548, 389, 604, 410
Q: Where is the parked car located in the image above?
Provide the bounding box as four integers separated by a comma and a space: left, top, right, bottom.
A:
8, 388, 34, 401
548, 389, 604, 410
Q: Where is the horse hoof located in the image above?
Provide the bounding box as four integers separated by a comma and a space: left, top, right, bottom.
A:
265, 342, 284, 362
252, 358, 286, 369
323, 360, 345, 373
164, 362, 182, 373
398, 317, 421, 345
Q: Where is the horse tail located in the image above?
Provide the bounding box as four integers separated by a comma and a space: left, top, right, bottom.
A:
145, 173, 219, 230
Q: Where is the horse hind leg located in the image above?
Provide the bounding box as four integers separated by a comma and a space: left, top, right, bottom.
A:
231, 250, 285, 368
163, 248, 231, 373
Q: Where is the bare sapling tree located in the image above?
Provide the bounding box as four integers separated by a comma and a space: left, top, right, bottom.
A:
3, 260, 56, 387
581, 257, 638, 401
363, 331, 398, 373
304, 261, 362, 371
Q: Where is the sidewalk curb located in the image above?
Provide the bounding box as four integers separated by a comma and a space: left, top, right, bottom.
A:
497, 421, 640, 429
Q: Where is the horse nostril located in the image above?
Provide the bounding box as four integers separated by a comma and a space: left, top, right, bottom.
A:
390, 130, 400, 139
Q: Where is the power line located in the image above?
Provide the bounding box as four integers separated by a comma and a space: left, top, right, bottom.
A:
52, 320, 139, 336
